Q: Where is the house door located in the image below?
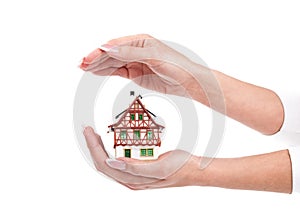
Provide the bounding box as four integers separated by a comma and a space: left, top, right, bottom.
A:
124, 149, 131, 158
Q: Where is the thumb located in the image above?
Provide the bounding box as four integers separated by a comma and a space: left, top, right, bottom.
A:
107, 45, 160, 64
83, 126, 109, 159
83, 126, 102, 150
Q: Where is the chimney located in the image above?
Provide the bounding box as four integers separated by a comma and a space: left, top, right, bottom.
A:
130, 91, 135, 96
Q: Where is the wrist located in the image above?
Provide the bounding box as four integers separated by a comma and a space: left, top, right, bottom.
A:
186, 63, 224, 108
192, 157, 236, 188
187, 156, 213, 187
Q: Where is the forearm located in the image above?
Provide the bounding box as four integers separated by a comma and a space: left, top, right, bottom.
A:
197, 150, 292, 193
189, 64, 284, 134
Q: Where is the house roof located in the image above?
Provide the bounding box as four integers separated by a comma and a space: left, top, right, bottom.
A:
108, 95, 164, 130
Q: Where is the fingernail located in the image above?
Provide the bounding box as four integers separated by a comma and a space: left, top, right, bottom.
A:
78, 58, 87, 69
78, 58, 83, 66
81, 123, 88, 133
100, 44, 119, 53
106, 159, 126, 170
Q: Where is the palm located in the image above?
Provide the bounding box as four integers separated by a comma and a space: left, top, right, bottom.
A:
115, 61, 193, 98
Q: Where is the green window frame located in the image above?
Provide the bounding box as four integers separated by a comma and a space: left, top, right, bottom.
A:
140, 149, 147, 156
138, 114, 143, 120
120, 130, 127, 140
134, 130, 140, 140
130, 113, 135, 120
124, 149, 131, 158
147, 130, 153, 140
147, 148, 154, 156
140, 148, 154, 157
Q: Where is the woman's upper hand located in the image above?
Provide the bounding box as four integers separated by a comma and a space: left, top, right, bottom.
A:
79, 34, 203, 99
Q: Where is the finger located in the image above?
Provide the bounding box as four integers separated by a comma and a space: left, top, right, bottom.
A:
106, 34, 154, 46
127, 179, 174, 190
82, 53, 110, 69
81, 34, 153, 69
84, 48, 106, 63
107, 45, 161, 65
92, 67, 124, 77
103, 168, 160, 185
83, 126, 108, 160
85, 57, 127, 72
83, 126, 159, 184
92, 62, 152, 80
80, 49, 110, 70
104, 35, 167, 66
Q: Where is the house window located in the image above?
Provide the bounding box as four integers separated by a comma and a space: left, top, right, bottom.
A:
133, 130, 140, 140
120, 130, 127, 140
124, 149, 131, 158
140, 149, 147, 156
140, 148, 154, 157
134, 103, 139, 109
147, 149, 154, 156
130, 113, 135, 120
139, 114, 143, 120
147, 130, 153, 140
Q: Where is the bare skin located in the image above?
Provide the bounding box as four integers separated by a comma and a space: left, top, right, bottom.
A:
80, 34, 292, 193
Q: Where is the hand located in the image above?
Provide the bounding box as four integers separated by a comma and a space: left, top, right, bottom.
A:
83, 126, 204, 190
80, 34, 210, 101
83, 126, 292, 193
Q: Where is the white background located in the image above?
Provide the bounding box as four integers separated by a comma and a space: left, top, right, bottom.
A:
1, 0, 300, 220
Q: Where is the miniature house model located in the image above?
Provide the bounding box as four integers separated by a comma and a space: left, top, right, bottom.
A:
108, 92, 164, 160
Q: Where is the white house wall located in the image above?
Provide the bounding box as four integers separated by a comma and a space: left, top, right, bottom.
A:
115, 146, 159, 160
